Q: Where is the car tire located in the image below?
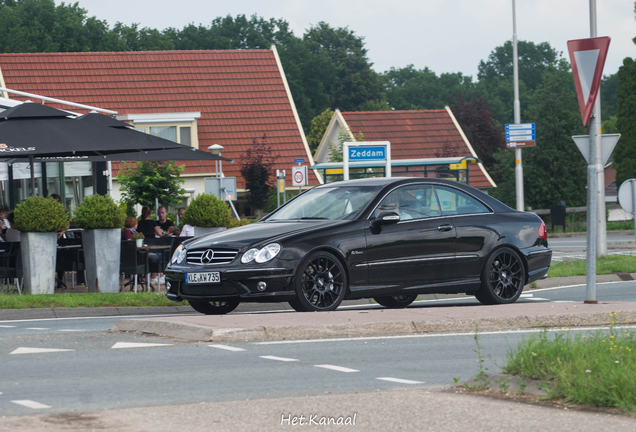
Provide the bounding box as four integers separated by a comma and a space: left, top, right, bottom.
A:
288, 298, 308, 312
293, 251, 347, 312
373, 295, 418, 308
189, 300, 240, 315
475, 247, 525, 305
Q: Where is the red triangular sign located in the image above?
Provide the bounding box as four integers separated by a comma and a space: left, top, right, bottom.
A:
567, 36, 611, 127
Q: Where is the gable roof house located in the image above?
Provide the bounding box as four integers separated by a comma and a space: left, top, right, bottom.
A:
0, 48, 319, 214
313, 108, 496, 190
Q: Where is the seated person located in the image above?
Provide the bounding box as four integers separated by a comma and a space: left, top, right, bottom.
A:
154, 206, 181, 237
180, 224, 195, 237
137, 206, 158, 239
122, 217, 139, 241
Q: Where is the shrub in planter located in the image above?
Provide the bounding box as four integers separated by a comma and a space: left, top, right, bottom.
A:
227, 218, 254, 229
74, 195, 126, 293
182, 194, 231, 228
14, 196, 69, 295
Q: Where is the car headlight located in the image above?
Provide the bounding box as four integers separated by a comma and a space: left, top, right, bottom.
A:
241, 248, 259, 264
255, 243, 281, 263
171, 244, 187, 264
241, 243, 281, 264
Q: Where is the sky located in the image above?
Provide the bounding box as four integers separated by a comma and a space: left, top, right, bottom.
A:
59, 0, 635, 78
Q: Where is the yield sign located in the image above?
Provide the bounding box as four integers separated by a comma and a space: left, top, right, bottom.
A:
567, 37, 611, 127
571, 134, 620, 165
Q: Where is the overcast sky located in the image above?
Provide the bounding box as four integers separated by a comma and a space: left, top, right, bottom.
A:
61, 0, 635, 78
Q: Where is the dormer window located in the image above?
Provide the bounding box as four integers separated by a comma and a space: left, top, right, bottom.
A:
117, 112, 200, 148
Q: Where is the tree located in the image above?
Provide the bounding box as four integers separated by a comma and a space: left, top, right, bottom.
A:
117, 161, 186, 210
613, 57, 636, 186
240, 134, 275, 210
306, 108, 334, 155
449, 96, 506, 174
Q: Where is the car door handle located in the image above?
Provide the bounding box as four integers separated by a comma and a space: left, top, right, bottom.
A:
438, 224, 453, 232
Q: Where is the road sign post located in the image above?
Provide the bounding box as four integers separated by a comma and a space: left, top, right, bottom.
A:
567, 34, 611, 303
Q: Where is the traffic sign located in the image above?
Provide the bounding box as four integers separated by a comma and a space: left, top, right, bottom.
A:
618, 179, 636, 214
292, 165, 307, 187
571, 134, 620, 165
567, 36, 611, 127
505, 123, 535, 142
348, 146, 387, 161
294, 158, 305, 163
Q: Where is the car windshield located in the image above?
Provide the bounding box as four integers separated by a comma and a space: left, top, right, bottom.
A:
264, 186, 379, 221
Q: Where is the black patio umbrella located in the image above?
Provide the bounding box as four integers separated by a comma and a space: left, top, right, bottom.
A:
0, 102, 192, 193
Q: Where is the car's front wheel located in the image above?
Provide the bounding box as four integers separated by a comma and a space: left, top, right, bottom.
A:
373, 294, 418, 309
475, 247, 525, 305
189, 300, 240, 315
291, 251, 347, 312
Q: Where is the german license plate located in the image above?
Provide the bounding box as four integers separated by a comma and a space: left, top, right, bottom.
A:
185, 272, 221, 284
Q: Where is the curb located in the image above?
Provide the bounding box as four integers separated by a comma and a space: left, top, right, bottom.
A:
110, 310, 636, 342
0, 305, 195, 321
465, 373, 548, 396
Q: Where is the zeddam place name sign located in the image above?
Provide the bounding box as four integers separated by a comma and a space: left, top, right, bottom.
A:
343, 141, 391, 180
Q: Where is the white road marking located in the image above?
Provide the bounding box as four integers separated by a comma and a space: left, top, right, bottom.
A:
520, 294, 534, 297
25, 328, 49, 330
255, 325, 636, 345
11, 400, 51, 409
314, 364, 359, 373
259, 355, 298, 362
0, 325, 16, 328
208, 344, 246, 352
10, 347, 74, 355
58, 329, 84, 332
111, 342, 173, 349
377, 377, 424, 384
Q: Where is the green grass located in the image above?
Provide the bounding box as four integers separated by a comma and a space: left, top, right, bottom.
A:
547, 254, 636, 278
0, 292, 187, 309
504, 317, 636, 412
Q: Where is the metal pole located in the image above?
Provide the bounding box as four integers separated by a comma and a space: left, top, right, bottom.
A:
585, 112, 598, 303
632, 180, 636, 244
276, 170, 280, 208
589, 0, 607, 257
513, 0, 524, 211
106, 161, 113, 198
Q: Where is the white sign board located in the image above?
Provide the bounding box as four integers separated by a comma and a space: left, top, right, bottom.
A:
571, 134, 620, 165
618, 179, 636, 214
204, 177, 237, 201
292, 165, 307, 187
343, 141, 391, 181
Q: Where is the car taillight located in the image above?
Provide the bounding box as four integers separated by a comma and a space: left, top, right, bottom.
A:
538, 220, 548, 240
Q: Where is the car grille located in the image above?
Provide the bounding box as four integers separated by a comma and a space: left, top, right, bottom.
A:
186, 248, 238, 266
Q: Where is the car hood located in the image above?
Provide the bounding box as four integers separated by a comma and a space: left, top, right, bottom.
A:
184, 220, 349, 250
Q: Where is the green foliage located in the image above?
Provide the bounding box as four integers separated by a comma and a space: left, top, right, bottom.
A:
182, 193, 231, 227
240, 135, 275, 210
264, 187, 297, 213
131, 232, 145, 240
73, 194, 125, 229
227, 218, 254, 228
0, 292, 186, 308
328, 129, 364, 163
548, 254, 636, 278
602, 115, 619, 134
117, 161, 186, 210
13, 196, 68, 233
306, 108, 334, 155
614, 57, 636, 187
601, 73, 618, 120
505, 323, 636, 412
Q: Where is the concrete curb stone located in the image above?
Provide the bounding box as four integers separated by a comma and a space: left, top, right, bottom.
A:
465, 373, 548, 397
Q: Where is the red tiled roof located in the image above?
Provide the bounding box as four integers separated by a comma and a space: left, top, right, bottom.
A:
0, 50, 318, 187
341, 110, 493, 188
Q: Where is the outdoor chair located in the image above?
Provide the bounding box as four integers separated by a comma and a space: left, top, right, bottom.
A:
144, 237, 174, 292
0, 242, 23, 295
56, 237, 85, 289
120, 240, 149, 293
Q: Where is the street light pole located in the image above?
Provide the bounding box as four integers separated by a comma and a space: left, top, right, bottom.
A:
512, 0, 524, 211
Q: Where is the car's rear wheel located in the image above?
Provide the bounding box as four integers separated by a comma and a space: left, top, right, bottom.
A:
475, 247, 525, 305
373, 294, 418, 308
189, 300, 240, 315
292, 251, 347, 312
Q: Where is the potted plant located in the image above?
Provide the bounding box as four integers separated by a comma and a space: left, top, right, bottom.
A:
132, 232, 145, 247
13, 196, 69, 295
74, 194, 125, 293
182, 193, 232, 236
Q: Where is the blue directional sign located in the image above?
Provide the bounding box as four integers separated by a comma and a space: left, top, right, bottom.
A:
348, 146, 387, 161
505, 123, 536, 142
294, 158, 305, 163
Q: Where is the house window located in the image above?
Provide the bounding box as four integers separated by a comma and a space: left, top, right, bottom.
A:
117, 112, 201, 148
149, 126, 177, 142
180, 127, 191, 146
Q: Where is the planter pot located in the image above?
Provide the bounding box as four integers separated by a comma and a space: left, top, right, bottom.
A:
193, 226, 227, 237
20, 231, 58, 295
135, 239, 143, 247
83, 229, 121, 293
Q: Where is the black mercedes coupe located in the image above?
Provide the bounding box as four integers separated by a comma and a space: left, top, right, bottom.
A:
165, 177, 551, 314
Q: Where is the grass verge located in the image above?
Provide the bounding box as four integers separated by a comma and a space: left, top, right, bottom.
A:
0, 292, 187, 309
547, 254, 636, 278
503, 315, 636, 412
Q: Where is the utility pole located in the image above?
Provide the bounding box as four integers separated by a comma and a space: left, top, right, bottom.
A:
590, 0, 607, 257
512, 0, 524, 211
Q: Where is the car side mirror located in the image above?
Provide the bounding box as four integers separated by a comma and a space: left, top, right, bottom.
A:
371, 211, 400, 227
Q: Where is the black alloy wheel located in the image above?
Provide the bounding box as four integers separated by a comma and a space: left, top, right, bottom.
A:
373, 295, 418, 309
475, 247, 525, 305
290, 251, 347, 312
189, 300, 240, 315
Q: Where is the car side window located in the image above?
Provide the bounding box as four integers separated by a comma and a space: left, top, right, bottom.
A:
433, 186, 489, 215
375, 185, 441, 220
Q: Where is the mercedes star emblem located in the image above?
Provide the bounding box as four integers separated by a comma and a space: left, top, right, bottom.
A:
201, 249, 215, 264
